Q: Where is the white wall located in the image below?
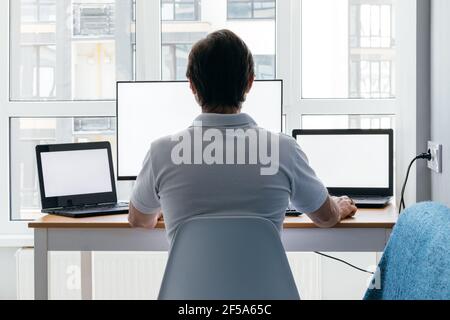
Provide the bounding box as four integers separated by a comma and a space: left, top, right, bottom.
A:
431, 0, 450, 206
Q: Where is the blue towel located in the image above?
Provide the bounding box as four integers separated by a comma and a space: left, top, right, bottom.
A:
364, 202, 450, 300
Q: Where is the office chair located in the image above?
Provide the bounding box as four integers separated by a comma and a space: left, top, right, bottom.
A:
158, 216, 300, 300
365, 202, 450, 300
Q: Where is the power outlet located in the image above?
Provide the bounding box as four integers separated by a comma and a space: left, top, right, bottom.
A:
427, 141, 443, 173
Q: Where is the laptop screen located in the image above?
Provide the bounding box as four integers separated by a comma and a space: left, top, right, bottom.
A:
297, 133, 391, 189
40, 149, 113, 198
36, 142, 117, 209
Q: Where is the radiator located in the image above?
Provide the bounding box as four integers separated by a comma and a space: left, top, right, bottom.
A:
15, 249, 322, 300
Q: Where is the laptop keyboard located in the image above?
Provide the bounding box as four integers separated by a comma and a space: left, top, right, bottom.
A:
351, 196, 390, 201
47, 202, 129, 214
286, 204, 303, 217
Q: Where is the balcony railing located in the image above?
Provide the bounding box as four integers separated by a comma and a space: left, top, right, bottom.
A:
73, 3, 115, 37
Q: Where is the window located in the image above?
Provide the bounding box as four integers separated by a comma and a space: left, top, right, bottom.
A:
162, 44, 191, 80
19, 45, 56, 99
7, 0, 135, 223
254, 55, 276, 79
302, 115, 395, 130
350, 60, 394, 98
227, 0, 276, 20
294, 0, 398, 197
161, 0, 276, 80
162, 0, 201, 21
301, 0, 395, 99
21, 0, 56, 23
2, 0, 415, 230
10, 0, 136, 101
10, 118, 116, 221
73, 2, 116, 37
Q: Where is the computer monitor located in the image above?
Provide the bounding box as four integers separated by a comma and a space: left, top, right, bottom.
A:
117, 80, 283, 180
293, 129, 394, 197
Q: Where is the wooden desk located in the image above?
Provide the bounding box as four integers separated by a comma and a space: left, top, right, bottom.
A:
29, 205, 398, 300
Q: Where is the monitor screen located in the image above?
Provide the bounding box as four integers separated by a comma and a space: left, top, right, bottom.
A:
40, 149, 113, 197
117, 81, 283, 179
297, 134, 390, 189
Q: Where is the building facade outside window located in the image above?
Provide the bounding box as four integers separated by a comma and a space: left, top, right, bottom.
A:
162, 0, 201, 21
11, 0, 136, 101
161, 0, 276, 80
21, 0, 56, 23
227, 0, 276, 20
349, 2, 395, 98
302, 0, 396, 99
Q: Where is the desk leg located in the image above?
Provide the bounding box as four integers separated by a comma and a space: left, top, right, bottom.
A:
80, 251, 93, 300
34, 229, 48, 300
385, 229, 392, 244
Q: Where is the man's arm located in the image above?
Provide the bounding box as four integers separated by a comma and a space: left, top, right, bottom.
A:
307, 196, 357, 228
128, 202, 162, 229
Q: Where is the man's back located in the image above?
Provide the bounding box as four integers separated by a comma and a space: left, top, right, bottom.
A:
131, 113, 328, 242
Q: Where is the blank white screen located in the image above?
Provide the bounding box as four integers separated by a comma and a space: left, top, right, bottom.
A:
118, 81, 282, 177
298, 135, 390, 188
41, 149, 113, 197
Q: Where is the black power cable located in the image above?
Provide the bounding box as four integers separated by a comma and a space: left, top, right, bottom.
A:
316, 152, 432, 275
399, 152, 432, 214
314, 252, 374, 274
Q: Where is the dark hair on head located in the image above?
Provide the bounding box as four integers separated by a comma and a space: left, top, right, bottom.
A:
186, 29, 255, 113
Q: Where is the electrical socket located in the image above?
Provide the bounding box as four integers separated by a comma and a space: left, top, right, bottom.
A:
427, 141, 443, 173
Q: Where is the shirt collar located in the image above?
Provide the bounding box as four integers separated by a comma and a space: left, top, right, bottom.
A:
191, 113, 258, 128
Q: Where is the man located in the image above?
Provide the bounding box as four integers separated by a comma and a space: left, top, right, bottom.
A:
129, 30, 357, 242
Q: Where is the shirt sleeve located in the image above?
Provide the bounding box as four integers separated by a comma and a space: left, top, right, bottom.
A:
130, 148, 161, 214
289, 140, 329, 214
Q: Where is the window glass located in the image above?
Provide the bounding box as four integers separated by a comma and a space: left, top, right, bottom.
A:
162, 0, 200, 21
10, 0, 136, 101
302, 0, 396, 99
21, 0, 56, 23
161, 0, 276, 80
228, 0, 276, 20
10, 118, 116, 221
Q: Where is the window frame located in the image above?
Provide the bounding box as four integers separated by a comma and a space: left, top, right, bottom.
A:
0, 0, 424, 237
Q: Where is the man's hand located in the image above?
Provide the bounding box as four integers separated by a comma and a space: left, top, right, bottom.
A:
332, 196, 358, 220
301, 195, 358, 229
128, 202, 162, 229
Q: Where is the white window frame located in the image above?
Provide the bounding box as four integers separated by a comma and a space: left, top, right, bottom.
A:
0, 0, 424, 240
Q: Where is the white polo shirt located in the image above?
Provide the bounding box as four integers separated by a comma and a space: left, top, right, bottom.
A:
131, 113, 328, 243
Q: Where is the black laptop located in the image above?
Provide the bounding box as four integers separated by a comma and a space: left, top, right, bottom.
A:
36, 142, 129, 218
293, 129, 394, 209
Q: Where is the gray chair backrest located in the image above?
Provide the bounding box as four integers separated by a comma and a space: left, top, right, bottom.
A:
158, 216, 300, 300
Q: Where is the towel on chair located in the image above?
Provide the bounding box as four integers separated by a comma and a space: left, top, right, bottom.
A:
365, 202, 450, 300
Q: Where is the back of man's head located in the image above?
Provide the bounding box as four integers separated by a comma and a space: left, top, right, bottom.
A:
186, 29, 255, 114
